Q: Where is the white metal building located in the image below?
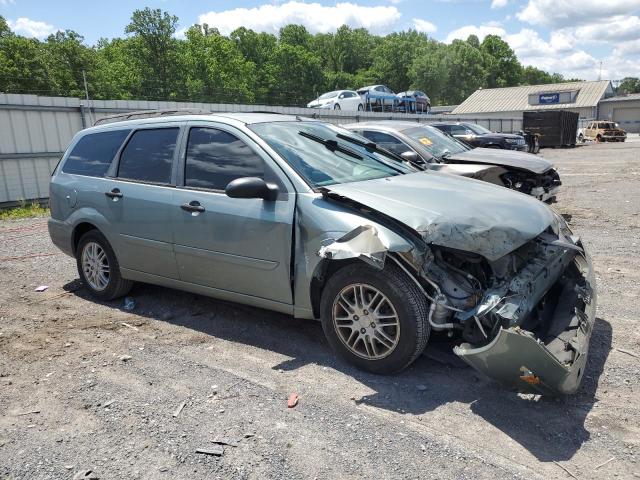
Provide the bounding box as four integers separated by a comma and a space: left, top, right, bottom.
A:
451, 80, 614, 121
598, 93, 640, 133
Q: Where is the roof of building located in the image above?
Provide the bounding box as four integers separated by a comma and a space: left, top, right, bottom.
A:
600, 93, 640, 103
451, 80, 612, 114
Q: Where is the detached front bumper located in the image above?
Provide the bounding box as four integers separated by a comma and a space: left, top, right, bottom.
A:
454, 252, 597, 396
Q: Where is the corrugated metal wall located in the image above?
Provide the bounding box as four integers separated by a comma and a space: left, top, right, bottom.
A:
0, 93, 522, 205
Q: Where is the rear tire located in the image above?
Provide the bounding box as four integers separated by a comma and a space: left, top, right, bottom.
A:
320, 262, 429, 374
357, 104, 364, 111
76, 230, 133, 301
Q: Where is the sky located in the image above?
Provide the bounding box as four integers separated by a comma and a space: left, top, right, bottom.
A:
1, 0, 640, 81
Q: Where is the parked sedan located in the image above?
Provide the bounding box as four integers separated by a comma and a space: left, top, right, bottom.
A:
48, 112, 595, 395
307, 90, 364, 111
396, 90, 431, 113
344, 121, 561, 202
432, 122, 527, 151
356, 85, 397, 111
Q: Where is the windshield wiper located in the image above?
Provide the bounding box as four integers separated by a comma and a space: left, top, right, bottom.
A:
298, 131, 363, 160
335, 133, 423, 171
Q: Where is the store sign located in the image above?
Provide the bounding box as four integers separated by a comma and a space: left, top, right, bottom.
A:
539, 93, 560, 104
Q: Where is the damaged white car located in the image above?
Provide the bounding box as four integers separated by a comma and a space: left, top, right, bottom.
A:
49, 113, 596, 395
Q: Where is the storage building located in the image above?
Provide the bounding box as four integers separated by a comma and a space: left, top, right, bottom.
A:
451, 80, 614, 122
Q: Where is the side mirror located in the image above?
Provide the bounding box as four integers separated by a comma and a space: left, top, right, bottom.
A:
225, 177, 279, 201
339, 94, 345, 99
400, 150, 420, 163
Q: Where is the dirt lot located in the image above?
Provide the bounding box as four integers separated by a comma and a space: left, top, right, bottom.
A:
1, 141, 639, 480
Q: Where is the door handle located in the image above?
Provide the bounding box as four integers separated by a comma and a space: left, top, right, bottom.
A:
105, 188, 123, 199
181, 201, 205, 213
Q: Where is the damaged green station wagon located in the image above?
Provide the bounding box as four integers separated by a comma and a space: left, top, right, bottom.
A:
48, 112, 597, 395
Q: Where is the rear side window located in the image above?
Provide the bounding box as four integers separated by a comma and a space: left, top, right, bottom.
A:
117, 128, 179, 184
62, 130, 130, 177
184, 127, 264, 191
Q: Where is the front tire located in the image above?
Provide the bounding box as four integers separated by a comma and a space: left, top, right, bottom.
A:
76, 230, 133, 301
334, 103, 341, 110
320, 263, 429, 374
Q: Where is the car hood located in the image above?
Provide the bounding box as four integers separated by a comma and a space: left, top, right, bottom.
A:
325, 171, 557, 261
447, 147, 553, 174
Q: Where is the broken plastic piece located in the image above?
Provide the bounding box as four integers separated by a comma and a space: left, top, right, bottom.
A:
317, 225, 388, 268
34, 285, 49, 292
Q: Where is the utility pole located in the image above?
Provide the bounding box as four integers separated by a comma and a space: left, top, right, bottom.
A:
598, 61, 603, 81
82, 69, 94, 126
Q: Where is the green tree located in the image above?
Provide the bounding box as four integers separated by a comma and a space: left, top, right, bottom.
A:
0, 15, 10, 37
267, 43, 324, 105
92, 38, 143, 99
442, 40, 486, 104
125, 8, 179, 99
0, 34, 49, 94
466, 34, 480, 49
369, 30, 429, 92
409, 40, 449, 104
618, 77, 640, 94
230, 27, 277, 103
279, 24, 311, 49
43, 31, 95, 97
181, 25, 255, 103
480, 35, 522, 88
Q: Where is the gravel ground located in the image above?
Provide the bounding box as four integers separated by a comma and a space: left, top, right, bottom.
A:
1, 141, 639, 480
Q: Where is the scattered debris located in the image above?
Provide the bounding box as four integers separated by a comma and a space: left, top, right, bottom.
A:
159, 466, 168, 472
102, 400, 115, 408
15, 409, 40, 416
212, 437, 238, 447
72, 469, 99, 480
196, 445, 224, 456
123, 297, 135, 311
64, 465, 75, 470
119, 355, 132, 362
34, 285, 48, 292
287, 393, 299, 408
172, 402, 186, 418
120, 322, 139, 332
616, 348, 639, 359
553, 461, 580, 479
243, 433, 255, 438
594, 457, 615, 470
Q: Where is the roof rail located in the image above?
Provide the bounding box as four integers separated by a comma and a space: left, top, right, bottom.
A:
93, 108, 211, 126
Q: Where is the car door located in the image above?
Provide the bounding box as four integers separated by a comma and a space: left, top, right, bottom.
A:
104, 125, 181, 279
345, 92, 360, 110
172, 122, 295, 305
450, 125, 477, 146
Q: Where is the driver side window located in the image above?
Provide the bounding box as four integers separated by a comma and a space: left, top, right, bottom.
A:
185, 127, 264, 191
361, 130, 411, 155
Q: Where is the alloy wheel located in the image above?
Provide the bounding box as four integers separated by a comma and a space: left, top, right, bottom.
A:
81, 241, 110, 291
332, 283, 400, 360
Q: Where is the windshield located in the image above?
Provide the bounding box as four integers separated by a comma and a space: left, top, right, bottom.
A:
319, 91, 339, 100
250, 122, 413, 188
466, 123, 492, 135
403, 125, 470, 159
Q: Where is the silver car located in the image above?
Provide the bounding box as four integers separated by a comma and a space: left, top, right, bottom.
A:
48, 113, 596, 395
344, 121, 561, 202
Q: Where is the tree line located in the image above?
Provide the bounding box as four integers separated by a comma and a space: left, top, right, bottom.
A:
3, 8, 633, 108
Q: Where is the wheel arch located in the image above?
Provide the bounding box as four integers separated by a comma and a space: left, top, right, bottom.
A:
72, 222, 101, 255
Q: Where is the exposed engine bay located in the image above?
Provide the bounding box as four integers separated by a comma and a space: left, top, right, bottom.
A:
319, 217, 596, 395
501, 168, 561, 202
